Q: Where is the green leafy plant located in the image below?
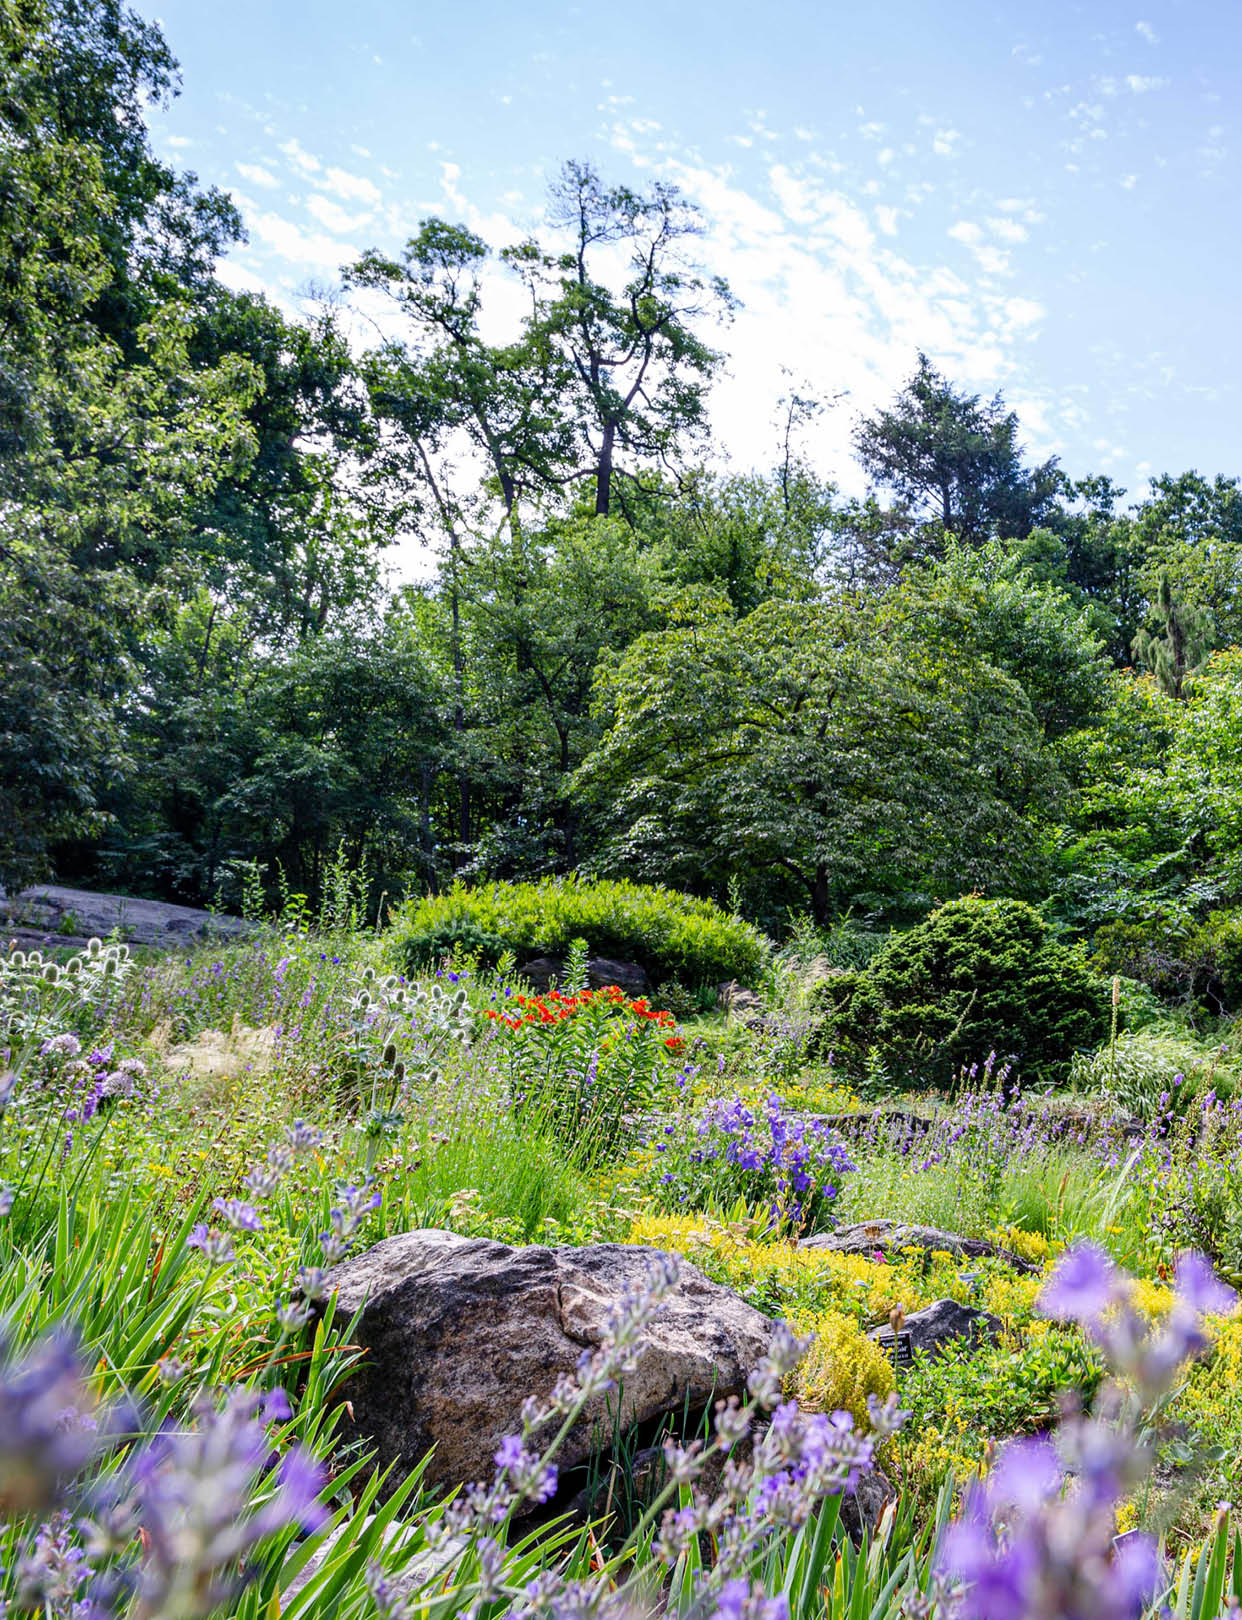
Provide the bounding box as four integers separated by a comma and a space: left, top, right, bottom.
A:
391, 877, 767, 988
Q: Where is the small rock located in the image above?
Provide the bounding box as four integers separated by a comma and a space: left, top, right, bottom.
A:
868, 1298, 1003, 1364
802, 1220, 1038, 1275
718, 981, 765, 1025
838, 1468, 897, 1543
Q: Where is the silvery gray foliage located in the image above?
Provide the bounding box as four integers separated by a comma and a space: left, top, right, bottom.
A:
1, 937, 133, 1038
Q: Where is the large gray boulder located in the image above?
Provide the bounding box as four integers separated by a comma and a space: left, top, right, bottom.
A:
0, 884, 250, 951
520, 956, 649, 995
316, 1230, 773, 1491
802, 1220, 1038, 1275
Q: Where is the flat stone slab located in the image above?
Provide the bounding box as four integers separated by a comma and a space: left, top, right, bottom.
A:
801, 1219, 1039, 1274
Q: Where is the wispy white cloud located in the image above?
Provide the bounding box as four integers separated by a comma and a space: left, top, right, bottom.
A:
318, 165, 382, 205
236, 161, 279, 189
249, 209, 356, 269
279, 137, 321, 174
305, 193, 373, 233
1135, 20, 1159, 45
932, 128, 961, 157
1125, 73, 1165, 93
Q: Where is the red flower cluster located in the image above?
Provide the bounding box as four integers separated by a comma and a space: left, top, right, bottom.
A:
483, 983, 683, 1051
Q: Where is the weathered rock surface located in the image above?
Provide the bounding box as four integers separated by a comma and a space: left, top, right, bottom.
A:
868, 1298, 1003, 1363
718, 980, 765, 1024
802, 1219, 1038, 1275
521, 956, 649, 995
316, 1230, 774, 1491
838, 1467, 897, 1543
0, 884, 250, 951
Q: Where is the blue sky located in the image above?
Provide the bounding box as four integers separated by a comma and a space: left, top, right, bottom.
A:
148, 0, 1239, 520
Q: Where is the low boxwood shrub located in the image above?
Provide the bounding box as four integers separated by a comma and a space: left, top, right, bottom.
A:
389, 877, 767, 988
809, 895, 1110, 1090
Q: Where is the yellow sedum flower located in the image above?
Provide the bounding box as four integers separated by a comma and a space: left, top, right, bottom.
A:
786, 1308, 895, 1426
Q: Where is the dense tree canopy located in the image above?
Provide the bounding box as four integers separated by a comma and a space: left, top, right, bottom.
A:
6, 0, 1242, 960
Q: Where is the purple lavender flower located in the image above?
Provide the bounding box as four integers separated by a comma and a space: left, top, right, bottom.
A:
187, 1225, 235, 1265
285, 1118, 324, 1155
1174, 1250, 1237, 1317
712, 1579, 790, 1620
211, 1197, 263, 1233
130, 1386, 325, 1618
1037, 1243, 1122, 1326
321, 1178, 381, 1264
0, 1327, 116, 1514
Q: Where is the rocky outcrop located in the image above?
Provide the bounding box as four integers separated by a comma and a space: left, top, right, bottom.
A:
801, 1220, 1038, 1274
867, 1298, 1003, 1365
521, 956, 649, 995
314, 1230, 773, 1492
0, 884, 250, 952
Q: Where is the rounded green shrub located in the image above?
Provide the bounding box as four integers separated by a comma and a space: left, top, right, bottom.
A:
389, 877, 767, 988
810, 895, 1110, 1089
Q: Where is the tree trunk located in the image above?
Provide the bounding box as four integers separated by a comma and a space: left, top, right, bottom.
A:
595, 421, 616, 516
811, 865, 831, 926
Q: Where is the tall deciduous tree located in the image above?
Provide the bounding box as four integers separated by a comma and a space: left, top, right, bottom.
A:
577, 593, 1057, 923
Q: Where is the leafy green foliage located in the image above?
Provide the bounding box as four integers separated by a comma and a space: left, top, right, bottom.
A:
852, 351, 1063, 556
579, 594, 1061, 927
390, 876, 766, 986
899, 1328, 1104, 1444
811, 895, 1110, 1087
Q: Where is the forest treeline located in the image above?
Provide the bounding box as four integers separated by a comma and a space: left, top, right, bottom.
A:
6, 0, 1242, 948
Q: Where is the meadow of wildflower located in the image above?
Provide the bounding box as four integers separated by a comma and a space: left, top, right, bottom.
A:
5, 897, 1242, 1620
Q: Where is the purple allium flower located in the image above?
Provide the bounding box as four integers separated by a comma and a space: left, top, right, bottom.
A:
0, 1069, 17, 1116
40, 1034, 82, 1060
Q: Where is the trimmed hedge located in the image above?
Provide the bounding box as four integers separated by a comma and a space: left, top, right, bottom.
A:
389, 877, 767, 988
809, 895, 1110, 1089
